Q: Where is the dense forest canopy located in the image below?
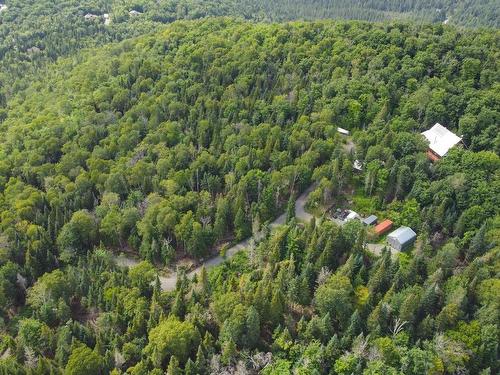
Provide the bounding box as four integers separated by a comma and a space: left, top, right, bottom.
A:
0, 17, 498, 374
0, 0, 499, 106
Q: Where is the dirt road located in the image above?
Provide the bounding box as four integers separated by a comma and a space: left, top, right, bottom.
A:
115, 184, 317, 291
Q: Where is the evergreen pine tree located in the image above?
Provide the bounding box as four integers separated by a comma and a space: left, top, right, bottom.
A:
235, 207, 250, 240
244, 306, 260, 349
153, 275, 161, 301
325, 334, 342, 368
199, 266, 210, 301
346, 310, 363, 338
202, 332, 215, 357
270, 289, 285, 326
195, 345, 206, 374
285, 194, 295, 224
221, 339, 237, 366
171, 291, 186, 318
184, 358, 196, 375
467, 223, 487, 261
166, 356, 181, 375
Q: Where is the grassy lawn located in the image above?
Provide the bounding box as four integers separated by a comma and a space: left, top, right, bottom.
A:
376, 234, 388, 244
350, 184, 395, 224
351, 186, 379, 216
307, 205, 326, 218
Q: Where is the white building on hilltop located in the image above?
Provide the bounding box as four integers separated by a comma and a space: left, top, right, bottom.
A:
337, 127, 350, 136
421, 123, 462, 161
84, 13, 99, 20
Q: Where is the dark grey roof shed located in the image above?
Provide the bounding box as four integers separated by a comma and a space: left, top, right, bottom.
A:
362, 215, 378, 226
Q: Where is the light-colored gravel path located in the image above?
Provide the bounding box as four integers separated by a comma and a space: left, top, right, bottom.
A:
115, 139, 393, 291
114, 185, 317, 291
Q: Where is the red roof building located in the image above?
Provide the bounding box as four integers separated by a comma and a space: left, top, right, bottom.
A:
374, 219, 393, 236
426, 149, 441, 162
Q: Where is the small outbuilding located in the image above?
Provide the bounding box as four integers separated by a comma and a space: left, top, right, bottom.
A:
27, 46, 41, 54
387, 226, 417, 251
345, 210, 360, 222
337, 127, 350, 136
362, 215, 378, 226
374, 219, 393, 236
84, 13, 99, 20
353, 159, 363, 171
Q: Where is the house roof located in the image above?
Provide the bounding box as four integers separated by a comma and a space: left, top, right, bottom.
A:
363, 215, 377, 225
374, 219, 393, 234
421, 123, 462, 157
388, 226, 416, 245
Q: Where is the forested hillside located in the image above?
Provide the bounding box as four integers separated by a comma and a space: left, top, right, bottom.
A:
0, 18, 498, 374
0, 0, 498, 106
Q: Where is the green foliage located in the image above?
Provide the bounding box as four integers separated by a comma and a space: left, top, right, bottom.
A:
17, 318, 53, 356
27, 269, 69, 311
314, 274, 354, 329
128, 261, 155, 295
65, 344, 105, 375
0, 11, 497, 375
334, 353, 360, 375
0, 261, 21, 314
261, 359, 292, 374
57, 210, 98, 262
144, 316, 200, 367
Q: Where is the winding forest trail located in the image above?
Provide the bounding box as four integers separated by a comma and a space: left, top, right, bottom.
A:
115, 138, 355, 291
115, 183, 318, 291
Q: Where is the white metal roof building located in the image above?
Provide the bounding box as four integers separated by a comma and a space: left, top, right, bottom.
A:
421, 123, 462, 158
345, 210, 360, 222
387, 226, 417, 251
337, 127, 350, 136
103, 13, 111, 25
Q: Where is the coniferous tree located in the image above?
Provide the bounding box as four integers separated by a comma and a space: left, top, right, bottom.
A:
467, 223, 488, 261
221, 339, 237, 366
195, 345, 206, 375
172, 291, 186, 319
244, 307, 260, 349
184, 358, 196, 375
285, 194, 295, 224
166, 356, 181, 375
